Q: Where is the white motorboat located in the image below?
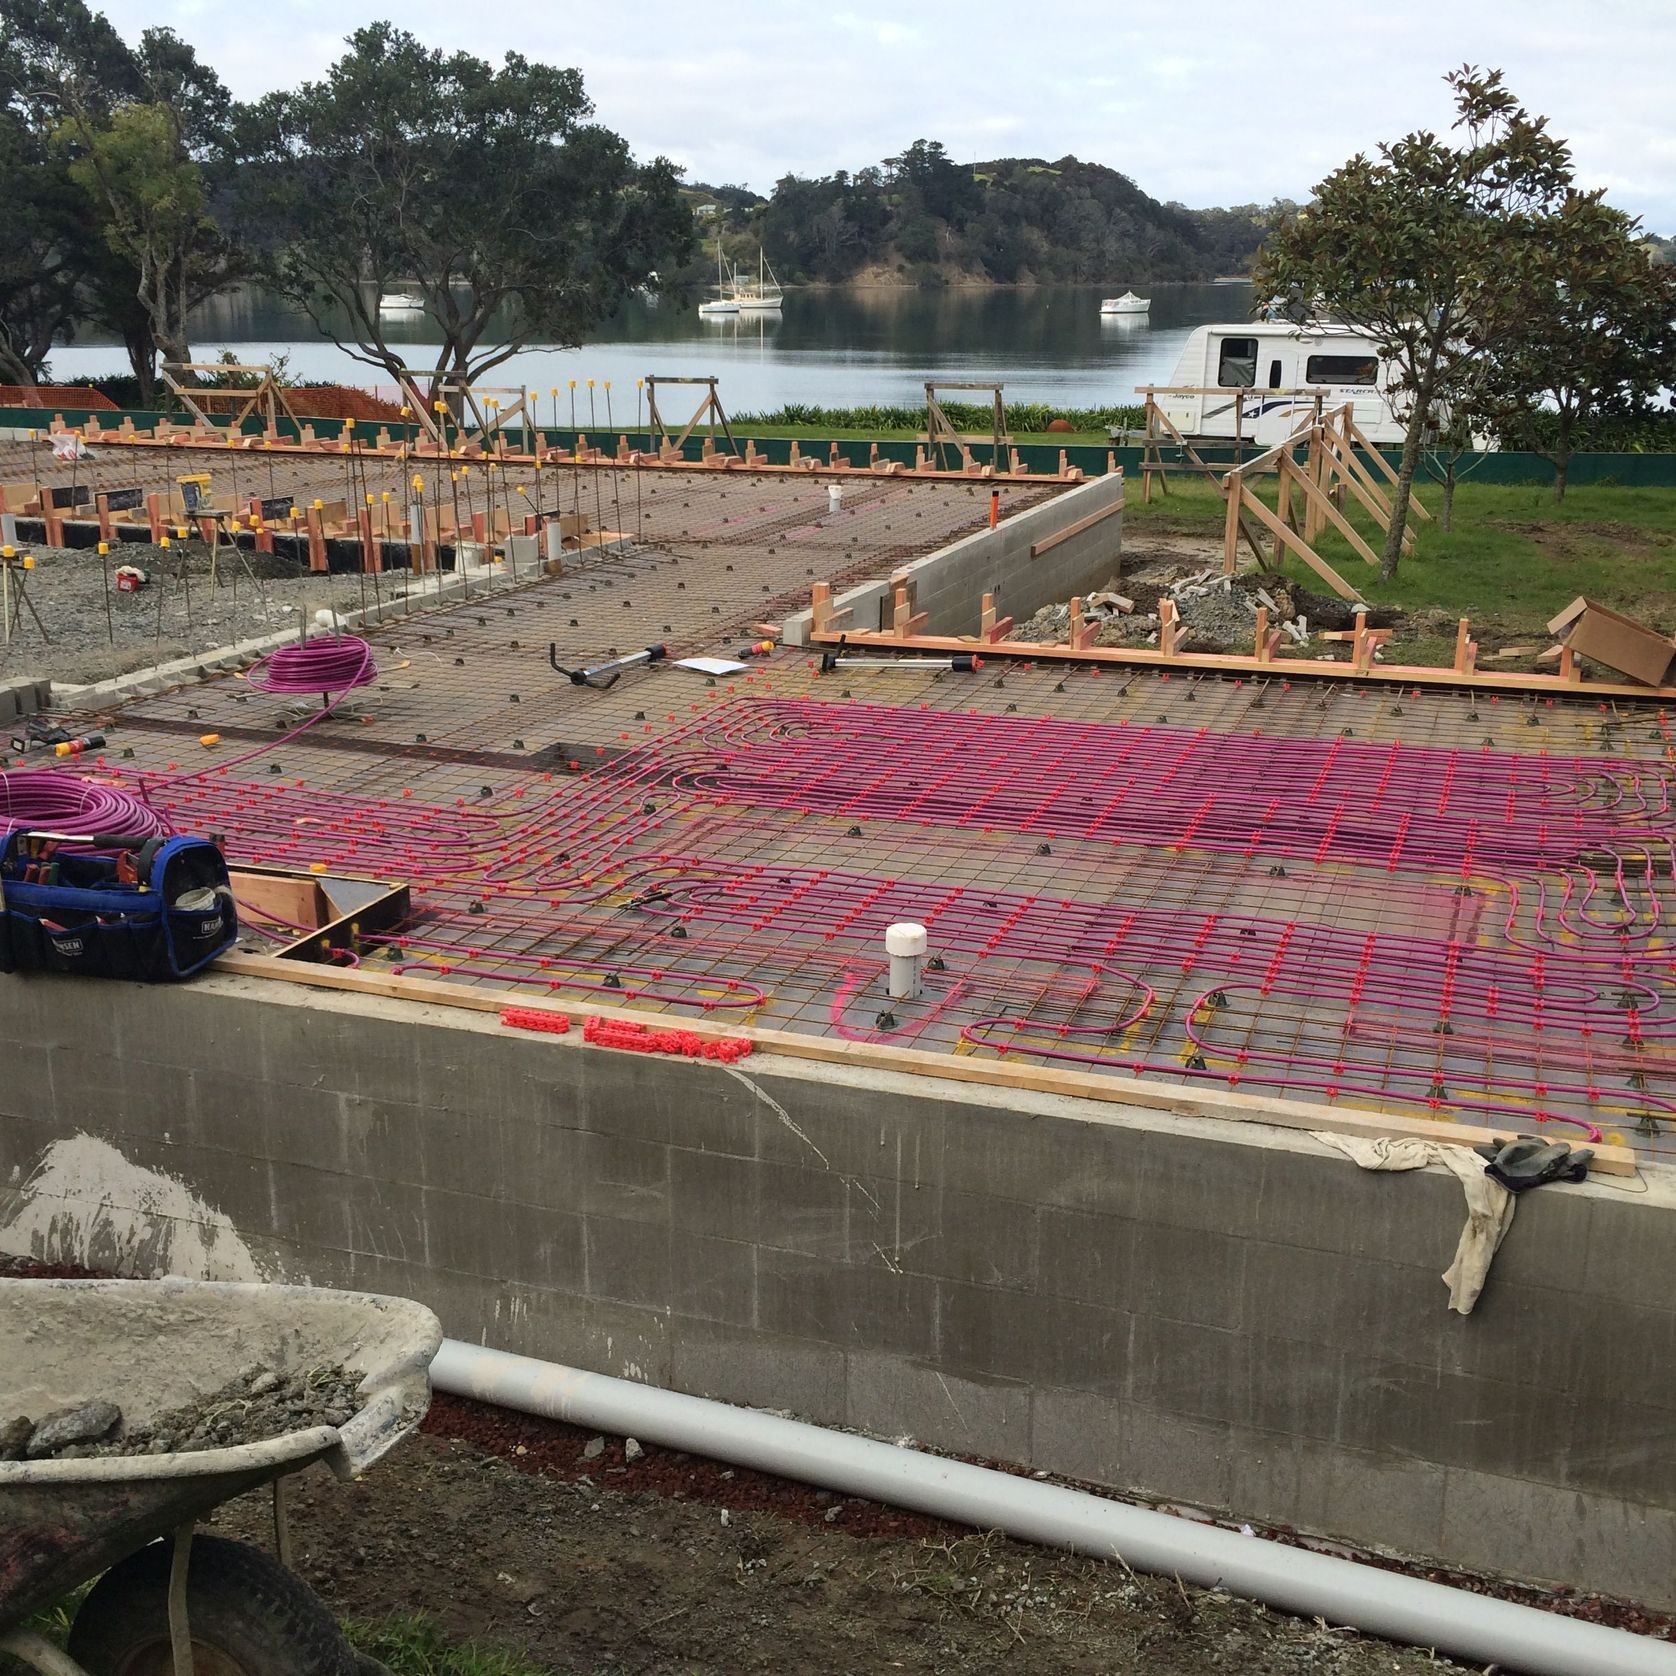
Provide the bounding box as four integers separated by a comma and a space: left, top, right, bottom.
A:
1100, 291, 1150, 315
378, 291, 425, 314
734, 246, 783, 311
696, 239, 740, 315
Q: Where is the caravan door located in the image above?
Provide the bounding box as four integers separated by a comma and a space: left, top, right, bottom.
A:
1205, 334, 1309, 445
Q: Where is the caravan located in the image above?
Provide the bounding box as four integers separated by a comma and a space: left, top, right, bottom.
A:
1154, 322, 1403, 446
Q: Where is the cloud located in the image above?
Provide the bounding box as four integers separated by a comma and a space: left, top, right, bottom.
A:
89, 0, 1676, 230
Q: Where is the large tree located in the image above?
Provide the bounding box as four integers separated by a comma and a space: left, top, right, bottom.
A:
1479, 193, 1676, 500
1255, 68, 1575, 577
0, 0, 244, 379
234, 24, 693, 407
0, 105, 87, 386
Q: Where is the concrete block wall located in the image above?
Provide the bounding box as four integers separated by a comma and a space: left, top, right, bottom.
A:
3, 971, 1674, 1605
782, 472, 1124, 646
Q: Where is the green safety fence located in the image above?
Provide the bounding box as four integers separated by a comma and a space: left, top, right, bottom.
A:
2, 404, 1672, 489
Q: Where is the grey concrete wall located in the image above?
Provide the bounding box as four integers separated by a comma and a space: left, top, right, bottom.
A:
3, 970, 1674, 1605
782, 472, 1124, 646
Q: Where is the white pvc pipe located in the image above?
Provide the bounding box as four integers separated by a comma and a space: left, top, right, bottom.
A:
433, 1341, 1676, 1676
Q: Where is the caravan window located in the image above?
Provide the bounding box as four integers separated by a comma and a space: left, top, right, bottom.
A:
1216, 337, 1258, 388
1305, 353, 1379, 386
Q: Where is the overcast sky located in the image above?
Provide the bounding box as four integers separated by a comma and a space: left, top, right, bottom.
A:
100, 0, 1676, 233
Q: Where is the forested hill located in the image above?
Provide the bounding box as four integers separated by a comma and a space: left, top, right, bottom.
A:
682, 141, 1288, 286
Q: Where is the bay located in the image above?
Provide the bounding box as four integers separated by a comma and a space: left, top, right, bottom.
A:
48, 281, 1256, 415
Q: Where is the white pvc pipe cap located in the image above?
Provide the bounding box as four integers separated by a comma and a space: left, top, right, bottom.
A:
885, 922, 928, 958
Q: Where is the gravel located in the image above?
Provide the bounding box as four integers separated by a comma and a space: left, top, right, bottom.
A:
0, 543, 413, 687
2, 1363, 363, 1461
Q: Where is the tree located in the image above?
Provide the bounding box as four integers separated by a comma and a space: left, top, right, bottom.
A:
1479, 194, 1676, 500
1255, 68, 1575, 577
0, 0, 244, 380
0, 105, 86, 385
234, 24, 692, 408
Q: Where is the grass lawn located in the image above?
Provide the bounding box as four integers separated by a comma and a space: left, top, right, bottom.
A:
1123, 476, 1676, 664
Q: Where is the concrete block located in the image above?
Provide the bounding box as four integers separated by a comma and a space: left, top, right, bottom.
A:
668, 1146, 759, 1243
49, 1049, 195, 1138
1482, 1184, 1595, 1294
1257, 1145, 1461, 1270
1129, 1315, 1251, 1427
1122, 1405, 1235, 1510
671, 1321, 846, 1419
1443, 1277, 1595, 1396
556, 1045, 692, 1146
584, 1211, 672, 1306
499, 1292, 673, 1386
1041, 1123, 1278, 1239
933, 1104, 1119, 1207
577, 1131, 670, 1224
663, 1061, 760, 1159
1242, 1336, 1349, 1446
846, 1351, 1030, 1459
1573, 1299, 1676, 1413
420, 1185, 584, 1291
851, 1182, 1037, 1290
1030, 1386, 1128, 1486
750, 1071, 948, 1183
1043, 1210, 1246, 1330
263, 1158, 354, 1255
1562, 1399, 1676, 1506
670, 1149, 849, 1259
1333, 1351, 1569, 1477
249, 1083, 352, 1175
938, 1279, 1130, 1394
667, 1232, 757, 1328
254, 1003, 364, 1095
1227, 1428, 1339, 1535
1321, 1442, 1448, 1559
1241, 1238, 1447, 1362
1439, 1465, 1676, 1605
0, 1040, 57, 1124
758, 1246, 936, 1359
338, 1170, 430, 1268
1582, 1194, 1676, 1312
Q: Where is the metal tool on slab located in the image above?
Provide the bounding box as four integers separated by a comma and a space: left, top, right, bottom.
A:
547, 642, 667, 689
818, 636, 981, 675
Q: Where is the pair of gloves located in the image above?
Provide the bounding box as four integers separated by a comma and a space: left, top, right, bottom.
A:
1473, 1135, 1594, 1192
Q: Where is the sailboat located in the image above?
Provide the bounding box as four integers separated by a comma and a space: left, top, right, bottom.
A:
733, 246, 783, 312
697, 239, 739, 315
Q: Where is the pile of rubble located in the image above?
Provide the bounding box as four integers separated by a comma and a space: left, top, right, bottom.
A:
1, 1363, 361, 1461
1017, 566, 1394, 657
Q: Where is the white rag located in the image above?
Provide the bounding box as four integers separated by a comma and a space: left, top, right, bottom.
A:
1311, 1134, 1514, 1315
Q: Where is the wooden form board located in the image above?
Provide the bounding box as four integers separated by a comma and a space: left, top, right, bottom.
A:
805, 611, 1676, 700
213, 953, 1638, 1175
48, 423, 1090, 486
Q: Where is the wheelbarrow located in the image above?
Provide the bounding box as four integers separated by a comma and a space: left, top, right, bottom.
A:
0, 1277, 442, 1675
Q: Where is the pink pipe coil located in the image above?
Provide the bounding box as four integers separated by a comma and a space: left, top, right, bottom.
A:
248, 635, 378, 694
0, 770, 171, 839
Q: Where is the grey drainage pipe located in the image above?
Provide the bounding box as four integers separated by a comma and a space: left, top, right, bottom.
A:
432, 1341, 1675, 1676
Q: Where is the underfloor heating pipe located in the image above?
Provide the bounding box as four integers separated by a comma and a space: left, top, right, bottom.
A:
432, 1340, 1676, 1676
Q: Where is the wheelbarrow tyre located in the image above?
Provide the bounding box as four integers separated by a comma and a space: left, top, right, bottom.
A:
66, 1534, 356, 1676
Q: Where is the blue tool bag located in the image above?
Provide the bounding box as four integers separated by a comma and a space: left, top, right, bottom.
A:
0, 831, 238, 981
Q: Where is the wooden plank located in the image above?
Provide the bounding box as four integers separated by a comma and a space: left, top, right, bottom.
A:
1237, 483, 1362, 601
807, 622, 1676, 700
1286, 449, 1383, 568
1027, 495, 1124, 558
213, 954, 1637, 1174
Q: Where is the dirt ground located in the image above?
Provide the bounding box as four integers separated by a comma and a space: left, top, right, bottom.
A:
211, 1410, 1477, 1676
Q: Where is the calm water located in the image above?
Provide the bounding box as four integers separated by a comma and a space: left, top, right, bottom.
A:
49, 282, 1256, 415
